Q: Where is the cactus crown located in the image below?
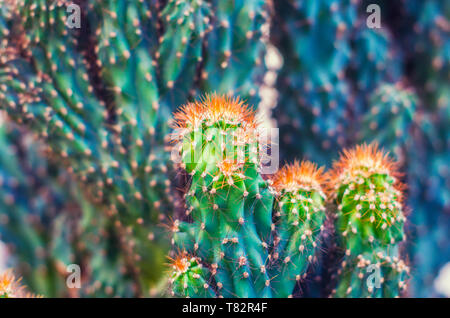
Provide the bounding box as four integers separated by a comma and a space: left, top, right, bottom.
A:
169, 95, 328, 298
172, 94, 257, 131
271, 160, 326, 194
329, 143, 409, 297
329, 143, 402, 187
330, 143, 406, 253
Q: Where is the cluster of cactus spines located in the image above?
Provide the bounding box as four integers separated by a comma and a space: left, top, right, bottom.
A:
329, 144, 409, 297
0, 269, 41, 298
359, 83, 417, 153
168, 94, 326, 298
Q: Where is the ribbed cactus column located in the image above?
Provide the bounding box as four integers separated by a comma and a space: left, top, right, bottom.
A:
270, 161, 327, 298
0, 0, 174, 293
200, 0, 269, 105
329, 143, 409, 297
169, 94, 326, 298
170, 94, 273, 297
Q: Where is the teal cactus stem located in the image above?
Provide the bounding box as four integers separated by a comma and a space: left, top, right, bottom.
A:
359, 83, 417, 153
269, 161, 327, 298
271, 0, 357, 165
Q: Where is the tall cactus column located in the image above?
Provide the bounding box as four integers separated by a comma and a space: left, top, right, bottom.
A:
269, 161, 327, 298
329, 143, 409, 297
169, 94, 273, 297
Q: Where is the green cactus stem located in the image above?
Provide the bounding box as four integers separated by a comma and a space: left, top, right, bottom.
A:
329, 143, 409, 297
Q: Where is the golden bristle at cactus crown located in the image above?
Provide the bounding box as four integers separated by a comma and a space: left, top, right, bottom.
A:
169, 251, 192, 274
271, 160, 326, 193
329, 143, 404, 195
171, 93, 257, 136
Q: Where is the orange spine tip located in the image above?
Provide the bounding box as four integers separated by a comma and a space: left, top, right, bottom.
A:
171, 93, 257, 132
329, 142, 405, 197
271, 160, 326, 193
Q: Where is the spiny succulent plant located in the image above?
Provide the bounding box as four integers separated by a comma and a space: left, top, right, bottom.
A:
328, 143, 409, 297
0, 0, 446, 299
168, 94, 327, 298
0, 118, 138, 297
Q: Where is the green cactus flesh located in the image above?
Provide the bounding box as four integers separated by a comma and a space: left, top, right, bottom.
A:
329, 143, 409, 297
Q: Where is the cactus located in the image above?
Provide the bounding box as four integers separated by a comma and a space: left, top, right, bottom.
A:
403, 0, 449, 111
0, 118, 139, 297
0, 119, 80, 297
328, 143, 409, 297
168, 94, 326, 298
383, 0, 450, 297
271, 0, 357, 165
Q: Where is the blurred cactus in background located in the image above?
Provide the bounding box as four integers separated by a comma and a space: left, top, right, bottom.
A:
0, 0, 448, 298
